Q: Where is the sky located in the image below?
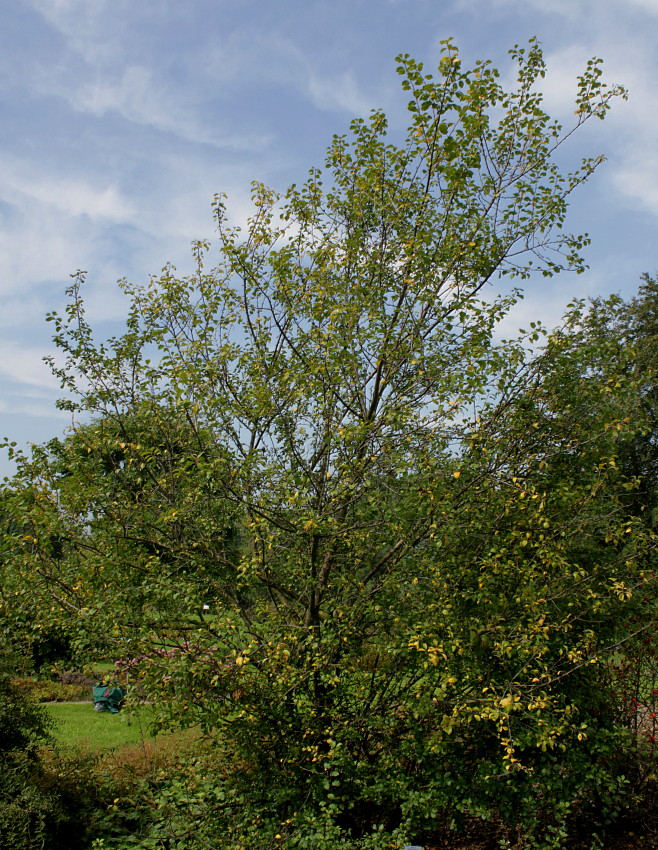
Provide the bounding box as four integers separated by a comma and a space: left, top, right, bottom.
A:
0, 0, 657, 477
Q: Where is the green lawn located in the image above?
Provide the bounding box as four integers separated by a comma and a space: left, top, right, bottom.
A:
90, 661, 119, 675
45, 702, 156, 751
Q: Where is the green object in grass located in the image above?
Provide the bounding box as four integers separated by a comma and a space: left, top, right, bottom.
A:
92, 682, 126, 713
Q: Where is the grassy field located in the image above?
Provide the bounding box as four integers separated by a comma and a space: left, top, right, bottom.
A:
91, 661, 120, 676
45, 702, 157, 751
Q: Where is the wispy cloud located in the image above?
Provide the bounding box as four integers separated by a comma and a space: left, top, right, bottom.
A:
0, 159, 134, 221
0, 341, 60, 390
458, 0, 658, 17
23, 1, 271, 150
459, 3, 658, 229
612, 151, 658, 217
202, 31, 382, 118
537, 38, 658, 220
0, 158, 138, 295
307, 70, 377, 115
60, 66, 271, 151
26, 0, 129, 65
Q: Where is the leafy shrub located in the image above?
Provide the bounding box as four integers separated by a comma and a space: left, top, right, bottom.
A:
0, 667, 67, 849
12, 677, 91, 703
38, 729, 214, 849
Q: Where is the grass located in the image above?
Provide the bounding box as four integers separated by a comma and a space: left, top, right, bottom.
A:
91, 660, 119, 675
45, 702, 157, 752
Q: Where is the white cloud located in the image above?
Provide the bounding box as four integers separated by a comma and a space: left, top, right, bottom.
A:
26, 0, 122, 65
0, 342, 60, 390
612, 152, 658, 216
30, 60, 268, 151
459, 0, 658, 16
0, 216, 93, 295
0, 132, 260, 313
0, 162, 134, 222
23, 1, 270, 151
538, 44, 658, 221
10, 400, 71, 420
66, 65, 271, 151
307, 70, 376, 115
0, 159, 140, 296
202, 31, 379, 118
631, 0, 658, 11
535, 45, 593, 116
487, 25, 658, 226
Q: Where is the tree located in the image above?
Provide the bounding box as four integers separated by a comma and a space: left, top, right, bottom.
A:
4, 40, 649, 847
558, 276, 658, 797
2, 407, 241, 656
611, 274, 658, 516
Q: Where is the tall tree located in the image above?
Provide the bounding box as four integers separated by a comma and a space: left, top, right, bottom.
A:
4, 40, 649, 847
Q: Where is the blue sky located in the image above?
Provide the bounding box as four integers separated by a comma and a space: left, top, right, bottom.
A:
1, 0, 657, 476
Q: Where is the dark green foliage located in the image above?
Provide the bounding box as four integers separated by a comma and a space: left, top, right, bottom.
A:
616, 274, 658, 518
0, 658, 64, 849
